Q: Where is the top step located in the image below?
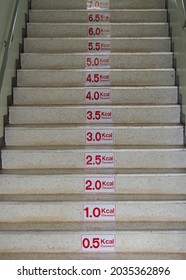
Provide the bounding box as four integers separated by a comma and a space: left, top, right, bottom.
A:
31, 0, 165, 10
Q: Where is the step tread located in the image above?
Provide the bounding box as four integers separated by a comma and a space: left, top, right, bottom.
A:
9, 104, 180, 125
2, 148, 186, 169
24, 37, 171, 53
0, 201, 185, 223
0, 230, 186, 254
17, 69, 176, 87
31, 0, 166, 9
1, 172, 186, 195
13, 86, 178, 106
21, 52, 173, 69
29, 9, 167, 23
27, 23, 169, 38
5, 125, 184, 146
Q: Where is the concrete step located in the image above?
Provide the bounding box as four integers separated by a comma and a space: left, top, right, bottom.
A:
24, 38, 171, 53
1, 172, 186, 196
31, 0, 165, 10
21, 53, 173, 69
9, 105, 180, 125
2, 252, 186, 260
29, 9, 167, 23
0, 231, 186, 254
0, 201, 185, 223
13, 87, 178, 106
5, 125, 184, 146
17, 69, 175, 87
27, 23, 169, 38
2, 147, 186, 169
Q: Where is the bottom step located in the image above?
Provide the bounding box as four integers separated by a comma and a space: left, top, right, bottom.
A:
0, 231, 185, 254
1, 253, 185, 260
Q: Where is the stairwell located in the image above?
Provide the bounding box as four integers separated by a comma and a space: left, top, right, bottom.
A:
0, 0, 186, 259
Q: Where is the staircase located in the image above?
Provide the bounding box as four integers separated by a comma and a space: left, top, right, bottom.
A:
0, 0, 186, 259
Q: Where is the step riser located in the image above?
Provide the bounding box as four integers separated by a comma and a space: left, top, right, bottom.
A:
13, 87, 178, 106
5, 127, 184, 146
1, 174, 186, 195
27, 24, 169, 38
1, 231, 185, 254
17, 70, 175, 87
9, 106, 180, 125
0, 202, 185, 223
1, 253, 185, 260
24, 38, 171, 53
2, 149, 186, 169
31, 0, 165, 9
29, 10, 167, 23
21, 53, 173, 69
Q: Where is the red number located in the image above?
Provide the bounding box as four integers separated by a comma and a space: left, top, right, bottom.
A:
86, 131, 101, 142
94, 74, 99, 82
84, 207, 101, 218
95, 28, 101, 35
88, 42, 101, 51
86, 91, 100, 100
86, 132, 93, 141
88, 42, 93, 50
95, 132, 101, 141
84, 207, 89, 217
86, 74, 92, 83
94, 57, 99, 66
87, 110, 93, 120
85, 180, 92, 190
88, 27, 101, 36
85, 179, 102, 191
82, 238, 90, 248
86, 91, 91, 100
87, 0, 93, 8
93, 237, 100, 248
86, 110, 101, 121
89, 14, 101, 22
86, 57, 99, 67
95, 14, 100, 22
95, 110, 101, 120
86, 73, 100, 83
88, 28, 94, 36
95, 1, 100, 8
95, 180, 102, 190
86, 58, 92, 66
95, 155, 101, 165
86, 155, 92, 165
88, 14, 94, 21
94, 91, 100, 100
87, 1, 100, 9
82, 237, 100, 249
93, 207, 101, 217
96, 42, 101, 50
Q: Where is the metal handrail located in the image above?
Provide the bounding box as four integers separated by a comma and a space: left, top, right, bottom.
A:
178, 0, 186, 27
0, 0, 20, 95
